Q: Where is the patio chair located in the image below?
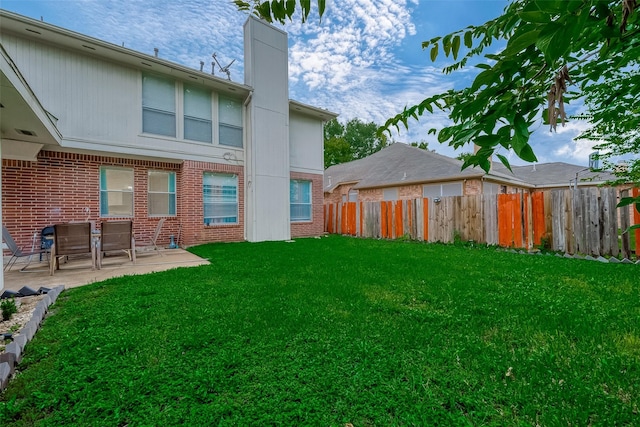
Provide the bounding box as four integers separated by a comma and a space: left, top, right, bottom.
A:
50, 222, 94, 275
99, 220, 136, 266
136, 218, 166, 256
2, 226, 47, 272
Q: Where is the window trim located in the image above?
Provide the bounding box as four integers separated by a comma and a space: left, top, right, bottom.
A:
290, 179, 312, 223
147, 170, 177, 217
100, 166, 134, 218
203, 172, 239, 225
142, 73, 177, 138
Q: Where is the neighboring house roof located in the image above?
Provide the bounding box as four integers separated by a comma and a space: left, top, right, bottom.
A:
324, 143, 526, 193
324, 143, 618, 193
492, 162, 617, 188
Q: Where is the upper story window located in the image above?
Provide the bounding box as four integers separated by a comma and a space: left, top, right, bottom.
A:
142, 73, 176, 137
219, 95, 243, 148
203, 173, 238, 225
184, 85, 212, 143
290, 180, 312, 222
100, 167, 134, 217
148, 171, 177, 216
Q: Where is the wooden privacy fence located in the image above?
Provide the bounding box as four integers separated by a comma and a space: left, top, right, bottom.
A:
324, 187, 640, 258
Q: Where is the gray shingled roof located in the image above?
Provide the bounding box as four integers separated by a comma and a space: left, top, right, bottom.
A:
324, 143, 525, 192
492, 162, 617, 187
324, 143, 617, 192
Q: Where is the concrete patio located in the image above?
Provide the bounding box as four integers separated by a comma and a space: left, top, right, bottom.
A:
2, 248, 209, 292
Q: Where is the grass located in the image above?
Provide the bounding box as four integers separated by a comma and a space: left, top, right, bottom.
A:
1, 235, 639, 426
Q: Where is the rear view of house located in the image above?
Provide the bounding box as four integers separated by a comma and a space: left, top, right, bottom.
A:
0, 10, 336, 290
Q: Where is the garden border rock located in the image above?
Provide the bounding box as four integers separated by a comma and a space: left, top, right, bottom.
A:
0, 285, 64, 392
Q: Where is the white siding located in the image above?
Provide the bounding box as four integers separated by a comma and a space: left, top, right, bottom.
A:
289, 111, 323, 173
1, 34, 243, 163
244, 17, 291, 242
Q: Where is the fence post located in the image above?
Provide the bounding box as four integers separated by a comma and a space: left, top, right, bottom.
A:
634, 188, 640, 258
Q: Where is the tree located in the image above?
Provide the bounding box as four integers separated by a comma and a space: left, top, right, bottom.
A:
410, 141, 430, 150
323, 118, 388, 168
236, 0, 639, 210
456, 152, 474, 163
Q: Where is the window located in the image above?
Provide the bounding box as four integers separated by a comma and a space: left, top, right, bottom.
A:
483, 182, 500, 195
423, 182, 463, 198
142, 73, 176, 137
383, 188, 398, 201
148, 171, 176, 216
219, 95, 243, 147
290, 180, 312, 222
100, 167, 134, 217
203, 173, 238, 225
348, 189, 358, 202
184, 85, 212, 143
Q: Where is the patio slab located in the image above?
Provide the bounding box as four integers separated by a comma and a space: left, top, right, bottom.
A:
2, 248, 209, 291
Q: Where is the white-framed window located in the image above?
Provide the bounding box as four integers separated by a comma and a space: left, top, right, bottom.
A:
184, 85, 212, 143
290, 180, 312, 222
348, 189, 358, 202
219, 95, 243, 148
100, 167, 134, 217
148, 171, 176, 216
383, 188, 398, 201
483, 182, 500, 195
423, 182, 463, 198
142, 73, 176, 137
203, 173, 238, 225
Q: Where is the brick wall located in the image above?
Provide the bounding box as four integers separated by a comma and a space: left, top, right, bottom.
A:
290, 171, 324, 237
464, 179, 483, 195
1, 151, 243, 250
398, 184, 422, 199
180, 160, 244, 246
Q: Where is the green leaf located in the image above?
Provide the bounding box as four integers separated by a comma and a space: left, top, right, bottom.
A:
286, 0, 296, 16
300, 0, 311, 22
470, 69, 496, 92
617, 197, 639, 207
478, 157, 491, 173
318, 0, 326, 17
496, 154, 513, 172
518, 11, 551, 23
518, 143, 538, 163
438, 127, 452, 143
474, 134, 497, 148
464, 31, 473, 48
504, 30, 540, 55
513, 114, 530, 141
257, 1, 272, 22
271, 0, 285, 20
430, 44, 438, 62
452, 35, 461, 61
443, 35, 452, 57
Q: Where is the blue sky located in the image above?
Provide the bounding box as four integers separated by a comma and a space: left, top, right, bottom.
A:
1, 0, 599, 167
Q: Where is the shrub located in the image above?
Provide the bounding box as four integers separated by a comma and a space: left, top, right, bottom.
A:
1, 298, 18, 321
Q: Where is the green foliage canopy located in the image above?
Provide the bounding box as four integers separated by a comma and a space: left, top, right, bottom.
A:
323, 118, 388, 168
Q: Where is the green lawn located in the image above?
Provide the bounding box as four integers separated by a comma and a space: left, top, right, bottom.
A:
1, 236, 639, 426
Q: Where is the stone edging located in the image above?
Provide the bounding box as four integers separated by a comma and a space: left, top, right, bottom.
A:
0, 285, 65, 391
